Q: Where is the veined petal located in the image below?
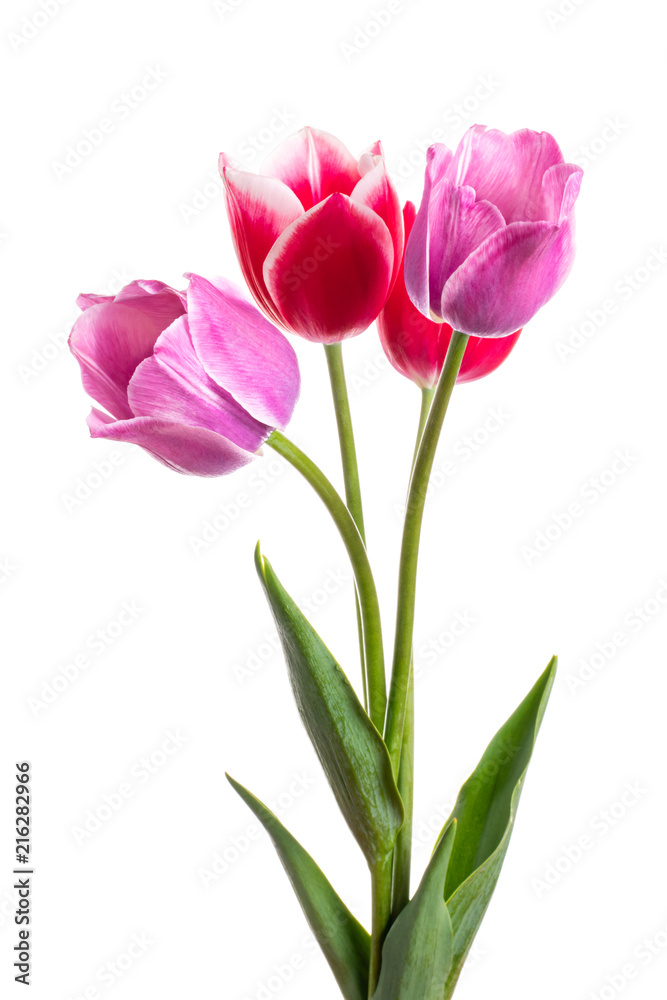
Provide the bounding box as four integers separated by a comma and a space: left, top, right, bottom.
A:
440, 219, 577, 336
69, 293, 185, 420
87, 408, 254, 477
76, 292, 114, 311
351, 146, 404, 291
403, 144, 455, 317
540, 162, 584, 223
260, 126, 360, 210
263, 192, 394, 343
127, 315, 271, 453
185, 274, 300, 429
453, 125, 565, 222
424, 180, 505, 317
219, 155, 304, 324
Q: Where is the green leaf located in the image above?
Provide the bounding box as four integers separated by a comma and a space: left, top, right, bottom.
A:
255, 546, 403, 867
437, 656, 557, 998
227, 774, 370, 1000
372, 820, 457, 999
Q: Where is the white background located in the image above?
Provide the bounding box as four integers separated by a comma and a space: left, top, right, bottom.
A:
1, 0, 666, 997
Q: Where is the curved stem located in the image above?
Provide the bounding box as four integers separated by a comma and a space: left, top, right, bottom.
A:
384, 333, 469, 772
324, 343, 371, 714
266, 430, 387, 732
391, 386, 435, 916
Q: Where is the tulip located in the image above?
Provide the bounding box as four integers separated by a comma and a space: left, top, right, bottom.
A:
219, 126, 403, 344
405, 126, 583, 337
378, 202, 521, 388
69, 275, 300, 476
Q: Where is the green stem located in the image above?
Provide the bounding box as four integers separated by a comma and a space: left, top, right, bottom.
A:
390, 386, 435, 916
369, 856, 393, 996
324, 343, 367, 542
266, 430, 386, 732
392, 667, 414, 916
324, 343, 371, 715
384, 333, 469, 772
412, 387, 436, 470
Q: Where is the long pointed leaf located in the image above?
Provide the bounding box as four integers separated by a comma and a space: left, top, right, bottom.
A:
255, 546, 403, 867
437, 656, 557, 998
372, 820, 457, 999
227, 774, 370, 1000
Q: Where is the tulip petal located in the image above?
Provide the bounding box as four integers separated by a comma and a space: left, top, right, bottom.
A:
69, 290, 185, 420
351, 146, 404, 290
378, 201, 448, 388
402, 145, 455, 317
264, 193, 394, 343
458, 331, 521, 383
260, 127, 360, 211
423, 181, 505, 316
440, 219, 577, 336
127, 315, 270, 453
115, 279, 188, 309
184, 274, 300, 429
540, 163, 584, 223
76, 292, 114, 311
452, 126, 565, 223
219, 156, 304, 324
87, 407, 254, 477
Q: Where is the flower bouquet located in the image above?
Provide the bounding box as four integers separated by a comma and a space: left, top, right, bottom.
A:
69, 124, 582, 997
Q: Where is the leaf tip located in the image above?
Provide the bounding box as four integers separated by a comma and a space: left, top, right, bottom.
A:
254, 541, 266, 580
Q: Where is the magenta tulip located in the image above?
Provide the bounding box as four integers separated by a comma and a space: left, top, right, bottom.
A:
69, 275, 300, 476
219, 126, 403, 344
405, 126, 583, 337
378, 202, 521, 388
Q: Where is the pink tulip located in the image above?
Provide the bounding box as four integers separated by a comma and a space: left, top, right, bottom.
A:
219, 126, 403, 344
69, 275, 300, 476
378, 202, 521, 388
405, 126, 583, 337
